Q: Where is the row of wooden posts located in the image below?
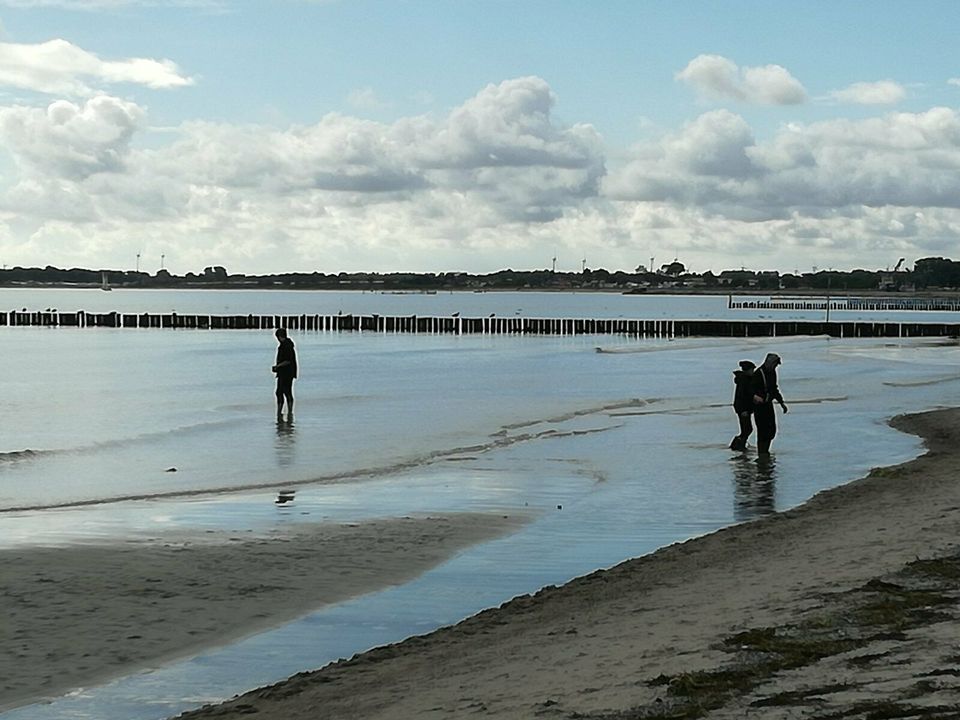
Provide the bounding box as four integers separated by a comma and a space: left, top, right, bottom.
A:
2, 310, 959, 338
728, 296, 960, 312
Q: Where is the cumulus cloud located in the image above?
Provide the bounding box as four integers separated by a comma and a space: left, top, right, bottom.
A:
4, 75, 960, 275
830, 80, 906, 105
0, 78, 610, 270
606, 106, 960, 237
0, 39, 194, 96
141, 77, 603, 223
676, 54, 807, 105
0, 95, 144, 179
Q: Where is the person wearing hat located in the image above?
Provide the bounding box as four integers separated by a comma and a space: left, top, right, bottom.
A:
729, 359, 756, 450
751, 352, 788, 454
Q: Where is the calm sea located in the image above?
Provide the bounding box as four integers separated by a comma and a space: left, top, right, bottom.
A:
1, 288, 957, 719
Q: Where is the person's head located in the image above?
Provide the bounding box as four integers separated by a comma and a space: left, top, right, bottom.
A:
275, 327, 287, 342
763, 352, 781, 368
739, 360, 756, 374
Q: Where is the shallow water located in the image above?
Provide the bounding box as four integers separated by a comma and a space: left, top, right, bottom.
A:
3, 286, 960, 323
1, 291, 957, 719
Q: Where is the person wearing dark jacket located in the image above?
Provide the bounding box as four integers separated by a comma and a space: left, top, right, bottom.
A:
751, 352, 788, 454
272, 327, 297, 420
730, 360, 756, 450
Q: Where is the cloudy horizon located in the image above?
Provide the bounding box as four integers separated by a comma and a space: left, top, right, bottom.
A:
0, 1, 958, 276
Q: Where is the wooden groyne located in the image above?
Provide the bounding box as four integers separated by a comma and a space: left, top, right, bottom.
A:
2, 310, 959, 338
728, 295, 960, 312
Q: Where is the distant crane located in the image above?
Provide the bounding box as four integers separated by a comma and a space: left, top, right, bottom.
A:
893, 258, 905, 272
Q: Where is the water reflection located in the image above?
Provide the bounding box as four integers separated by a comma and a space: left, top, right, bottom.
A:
274, 416, 297, 467
731, 453, 777, 521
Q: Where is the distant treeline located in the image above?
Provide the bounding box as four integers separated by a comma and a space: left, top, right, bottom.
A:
2, 257, 960, 292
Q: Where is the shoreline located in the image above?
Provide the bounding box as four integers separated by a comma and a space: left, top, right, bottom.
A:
0, 512, 526, 713
173, 408, 960, 719
4, 284, 960, 298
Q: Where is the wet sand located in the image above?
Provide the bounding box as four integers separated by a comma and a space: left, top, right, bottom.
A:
0, 512, 525, 712
173, 408, 960, 719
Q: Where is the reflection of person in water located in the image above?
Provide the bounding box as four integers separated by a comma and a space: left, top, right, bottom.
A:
729, 360, 756, 451
272, 327, 297, 421
731, 453, 777, 521
274, 414, 297, 467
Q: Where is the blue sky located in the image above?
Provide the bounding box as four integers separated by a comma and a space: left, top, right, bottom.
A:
0, 1, 959, 274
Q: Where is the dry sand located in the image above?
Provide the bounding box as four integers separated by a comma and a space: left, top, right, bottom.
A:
0, 512, 526, 712
173, 408, 960, 719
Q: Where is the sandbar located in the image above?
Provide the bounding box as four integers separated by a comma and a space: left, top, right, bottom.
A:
0, 512, 525, 712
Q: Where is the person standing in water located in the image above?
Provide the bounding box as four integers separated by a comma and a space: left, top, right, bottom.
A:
730, 360, 756, 451
272, 327, 297, 420
751, 352, 788, 454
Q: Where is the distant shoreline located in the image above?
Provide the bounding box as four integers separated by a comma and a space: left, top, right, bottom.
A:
3, 258, 959, 295
3, 283, 960, 299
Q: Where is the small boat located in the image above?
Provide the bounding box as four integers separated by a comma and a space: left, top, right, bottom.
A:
275, 490, 296, 505
100, 272, 112, 291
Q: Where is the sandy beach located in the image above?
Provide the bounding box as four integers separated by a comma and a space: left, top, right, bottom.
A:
0, 512, 525, 712
170, 408, 960, 719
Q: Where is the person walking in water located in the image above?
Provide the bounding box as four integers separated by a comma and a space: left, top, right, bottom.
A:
729, 360, 756, 451
751, 352, 788, 454
272, 327, 297, 420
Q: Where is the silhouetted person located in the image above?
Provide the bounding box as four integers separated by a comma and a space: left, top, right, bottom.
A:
751, 352, 788, 454
729, 359, 756, 450
272, 327, 297, 420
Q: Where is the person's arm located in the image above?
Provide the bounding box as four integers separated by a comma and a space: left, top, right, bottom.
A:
769, 375, 788, 412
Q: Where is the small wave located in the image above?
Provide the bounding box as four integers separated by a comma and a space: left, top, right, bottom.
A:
608, 396, 847, 417
789, 396, 848, 404
499, 398, 659, 432
0, 418, 627, 514
0, 417, 249, 467
0, 449, 45, 463
883, 375, 960, 388
595, 335, 831, 354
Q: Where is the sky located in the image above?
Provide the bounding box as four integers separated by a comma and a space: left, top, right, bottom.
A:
0, 1, 959, 275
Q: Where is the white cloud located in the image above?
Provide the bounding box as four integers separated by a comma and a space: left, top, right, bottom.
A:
0, 39, 193, 96
0, 78, 609, 271
609, 107, 960, 214
949, 78, 960, 88
676, 54, 807, 105
0, 95, 144, 179
830, 80, 906, 105
3, 78, 960, 275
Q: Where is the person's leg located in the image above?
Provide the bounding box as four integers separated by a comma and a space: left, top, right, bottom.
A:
730, 410, 744, 449
276, 379, 287, 418
738, 412, 753, 448
755, 406, 773, 454
285, 382, 294, 418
